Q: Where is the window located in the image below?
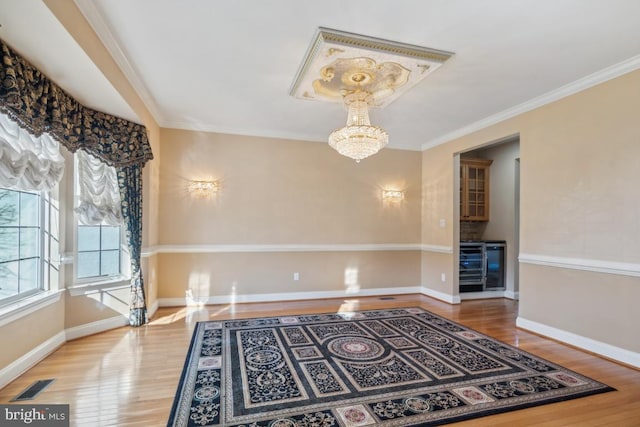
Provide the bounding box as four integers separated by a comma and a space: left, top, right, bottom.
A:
74, 150, 125, 282
0, 188, 42, 304
77, 224, 122, 280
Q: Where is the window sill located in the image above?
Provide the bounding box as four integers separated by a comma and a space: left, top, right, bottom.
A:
68, 278, 130, 296
0, 290, 65, 328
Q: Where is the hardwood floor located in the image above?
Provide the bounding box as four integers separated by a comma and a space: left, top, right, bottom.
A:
1, 295, 639, 426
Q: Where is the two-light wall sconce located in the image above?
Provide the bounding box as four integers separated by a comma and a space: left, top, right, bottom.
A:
188, 180, 220, 198
382, 189, 404, 203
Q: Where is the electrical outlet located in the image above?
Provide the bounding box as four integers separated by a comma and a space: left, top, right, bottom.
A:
293, 272, 300, 281
441, 273, 446, 282
439, 219, 446, 228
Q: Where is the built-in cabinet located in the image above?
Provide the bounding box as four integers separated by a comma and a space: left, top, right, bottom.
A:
460, 158, 492, 221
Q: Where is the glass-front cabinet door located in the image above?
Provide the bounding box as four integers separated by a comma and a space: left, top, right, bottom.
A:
460, 158, 492, 221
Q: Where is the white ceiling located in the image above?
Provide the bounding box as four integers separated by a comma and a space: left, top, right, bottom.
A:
2, 0, 640, 151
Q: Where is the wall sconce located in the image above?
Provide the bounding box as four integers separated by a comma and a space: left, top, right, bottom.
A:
382, 189, 404, 203
188, 180, 219, 198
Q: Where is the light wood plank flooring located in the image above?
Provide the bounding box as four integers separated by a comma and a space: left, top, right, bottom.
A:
1, 295, 639, 426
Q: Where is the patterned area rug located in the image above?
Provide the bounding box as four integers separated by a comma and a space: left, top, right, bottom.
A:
168, 307, 614, 426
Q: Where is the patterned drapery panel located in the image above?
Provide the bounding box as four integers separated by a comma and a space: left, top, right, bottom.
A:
0, 38, 153, 326
118, 164, 147, 327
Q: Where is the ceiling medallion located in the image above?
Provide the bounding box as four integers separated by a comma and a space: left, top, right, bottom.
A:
290, 28, 453, 162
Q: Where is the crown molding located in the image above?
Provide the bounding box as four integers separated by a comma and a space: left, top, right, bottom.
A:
74, 0, 165, 124
422, 53, 640, 150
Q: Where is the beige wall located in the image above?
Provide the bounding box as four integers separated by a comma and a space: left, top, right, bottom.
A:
159, 130, 421, 245
157, 129, 422, 299
422, 69, 640, 356
159, 251, 421, 301
0, 299, 65, 372
64, 289, 130, 329
520, 264, 640, 353
421, 252, 455, 297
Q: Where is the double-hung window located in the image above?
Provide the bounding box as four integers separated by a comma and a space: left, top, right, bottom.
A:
74, 150, 126, 283
0, 113, 64, 306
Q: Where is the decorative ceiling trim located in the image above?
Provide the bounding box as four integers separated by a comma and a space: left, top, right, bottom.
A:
74, 0, 165, 125
422, 53, 640, 151
290, 27, 454, 108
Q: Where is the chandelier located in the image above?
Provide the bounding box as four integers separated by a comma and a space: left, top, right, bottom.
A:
328, 91, 388, 163
290, 28, 454, 163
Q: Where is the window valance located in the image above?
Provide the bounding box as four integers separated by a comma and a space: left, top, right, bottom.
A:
0, 38, 153, 168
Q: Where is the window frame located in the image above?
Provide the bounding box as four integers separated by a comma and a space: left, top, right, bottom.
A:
75, 223, 126, 283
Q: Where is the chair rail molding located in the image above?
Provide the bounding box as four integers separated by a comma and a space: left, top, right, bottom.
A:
143, 243, 423, 256
519, 253, 640, 277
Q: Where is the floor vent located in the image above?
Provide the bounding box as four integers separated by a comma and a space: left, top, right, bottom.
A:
379, 297, 396, 300
11, 379, 55, 401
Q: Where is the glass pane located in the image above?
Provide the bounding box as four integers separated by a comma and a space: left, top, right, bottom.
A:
101, 226, 121, 250
78, 226, 100, 251
19, 258, 39, 292
20, 192, 39, 226
0, 261, 19, 298
0, 228, 19, 262
77, 251, 100, 278
0, 190, 18, 226
20, 227, 40, 258
101, 250, 120, 276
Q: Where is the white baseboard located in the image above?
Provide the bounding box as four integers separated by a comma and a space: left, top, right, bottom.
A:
0, 331, 66, 390
516, 317, 640, 368
65, 315, 129, 341
460, 291, 506, 300
158, 286, 422, 307
147, 300, 159, 319
420, 287, 460, 304
504, 290, 520, 300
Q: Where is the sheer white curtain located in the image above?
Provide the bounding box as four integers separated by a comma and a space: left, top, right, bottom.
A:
75, 150, 122, 226
0, 113, 65, 191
